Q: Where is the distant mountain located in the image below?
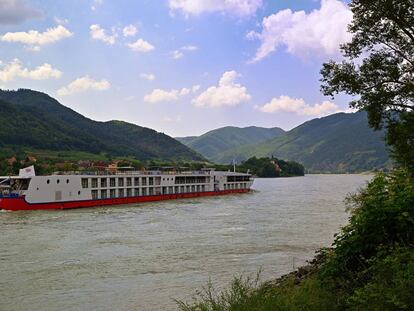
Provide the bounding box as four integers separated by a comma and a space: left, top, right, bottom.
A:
212, 112, 391, 172
176, 126, 285, 159
0, 89, 204, 161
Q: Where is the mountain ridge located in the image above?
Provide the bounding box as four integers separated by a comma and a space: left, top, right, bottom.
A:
178, 112, 392, 172
176, 125, 285, 159
0, 89, 204, 162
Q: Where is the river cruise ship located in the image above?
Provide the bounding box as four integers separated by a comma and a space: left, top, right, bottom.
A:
0, 167, 253, 211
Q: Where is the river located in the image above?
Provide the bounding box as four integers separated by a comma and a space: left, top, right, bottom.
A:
0, 174, 371, 311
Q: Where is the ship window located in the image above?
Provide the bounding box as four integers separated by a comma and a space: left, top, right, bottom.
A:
149, 188, 154, 195
91, 190, 98, 200
101, 190, 107, 199
149, 177, 154, 185
78, 191, 81, 195
134, 178, 140, 186
91, 178, 98, 188
110, 178, 116, 187
47, 179, 50, 184
118, 189, 124, 198
118, 178, 124, 187
81, 178, 89, 188
66, 179, 69, 184
110, 189, 116, 198
101, 178, 107, 188
57, 179, 60, 184
142, 178, 147, 186
127, 188, 132, 197
126, 178, 132, 187
134, 188, 140, 196
142, 188, 147, 196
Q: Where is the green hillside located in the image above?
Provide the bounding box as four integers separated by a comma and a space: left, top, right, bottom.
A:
0, 89, 204, 162
176, 126, 285, 159
209, 112, 391, 172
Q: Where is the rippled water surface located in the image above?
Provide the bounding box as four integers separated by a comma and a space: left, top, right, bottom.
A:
0, 175, 371, 311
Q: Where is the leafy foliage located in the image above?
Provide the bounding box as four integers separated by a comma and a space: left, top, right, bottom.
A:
320, 0, 414, 170
237, 157, 304, 177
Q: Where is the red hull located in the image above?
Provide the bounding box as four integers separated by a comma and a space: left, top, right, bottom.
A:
0, 189, 250, 211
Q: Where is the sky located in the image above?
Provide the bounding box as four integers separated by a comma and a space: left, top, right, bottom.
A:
0, 0, 354, 137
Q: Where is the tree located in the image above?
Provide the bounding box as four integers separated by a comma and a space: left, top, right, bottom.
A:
320, 0, 414, 171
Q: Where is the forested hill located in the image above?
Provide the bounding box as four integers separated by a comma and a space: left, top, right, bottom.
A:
0, 89, 204, 161
213, 112, 391, 172
176, 126, 285, 159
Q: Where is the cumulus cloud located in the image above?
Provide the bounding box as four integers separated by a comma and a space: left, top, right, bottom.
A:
169, 0, 263, 17
0, 0, 42, 25
123, 24, 138, 37
144, 85, 198, 103
193, 71, 251, 108
91, 0, 103, 11
1, 25, 73, 50
259, 95, 339, 117
0, 58, 62, 82
127, 38, 155, 52
90, 24, 117, 45
248, 0, 352, 62
140, 73, 156, 81
57, 75, 110, 96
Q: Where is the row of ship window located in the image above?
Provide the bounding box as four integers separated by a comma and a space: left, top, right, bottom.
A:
81, 176, 210, 189
82, 177, 161, 189
91, 185, 207, 199
223, 183, 249, 190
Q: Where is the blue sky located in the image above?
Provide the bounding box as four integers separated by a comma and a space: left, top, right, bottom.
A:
0, 0, 353, 136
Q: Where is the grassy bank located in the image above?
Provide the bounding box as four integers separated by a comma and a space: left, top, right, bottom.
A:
177, 170, 414, 310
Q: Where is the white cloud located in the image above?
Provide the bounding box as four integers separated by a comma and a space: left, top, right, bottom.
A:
53, 16, 68, 25
193, 70, 251, 108
248, 0, 352, 62
181, 45, 198, 51
171, 50, 184, 59
91, 0, 103, 11
0, 0, 42, 25
1, 25, 73, 50
140, 73, 156, 81
57, 75, 110, 96
123, 24, 138, 37
90, 24, 117, 45
192, 85, 200, 93
0, 58, 62, 82
169, 0, 263, 17
144, 85, 198, 103
259, 95, 339, 117
171, 45, 198, 59
127, 38, 155, 52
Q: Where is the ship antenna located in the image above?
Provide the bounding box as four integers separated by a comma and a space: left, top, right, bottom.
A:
233, 159, 236, 173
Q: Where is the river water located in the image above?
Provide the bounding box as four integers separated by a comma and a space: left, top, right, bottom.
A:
0, 175, 371, 311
